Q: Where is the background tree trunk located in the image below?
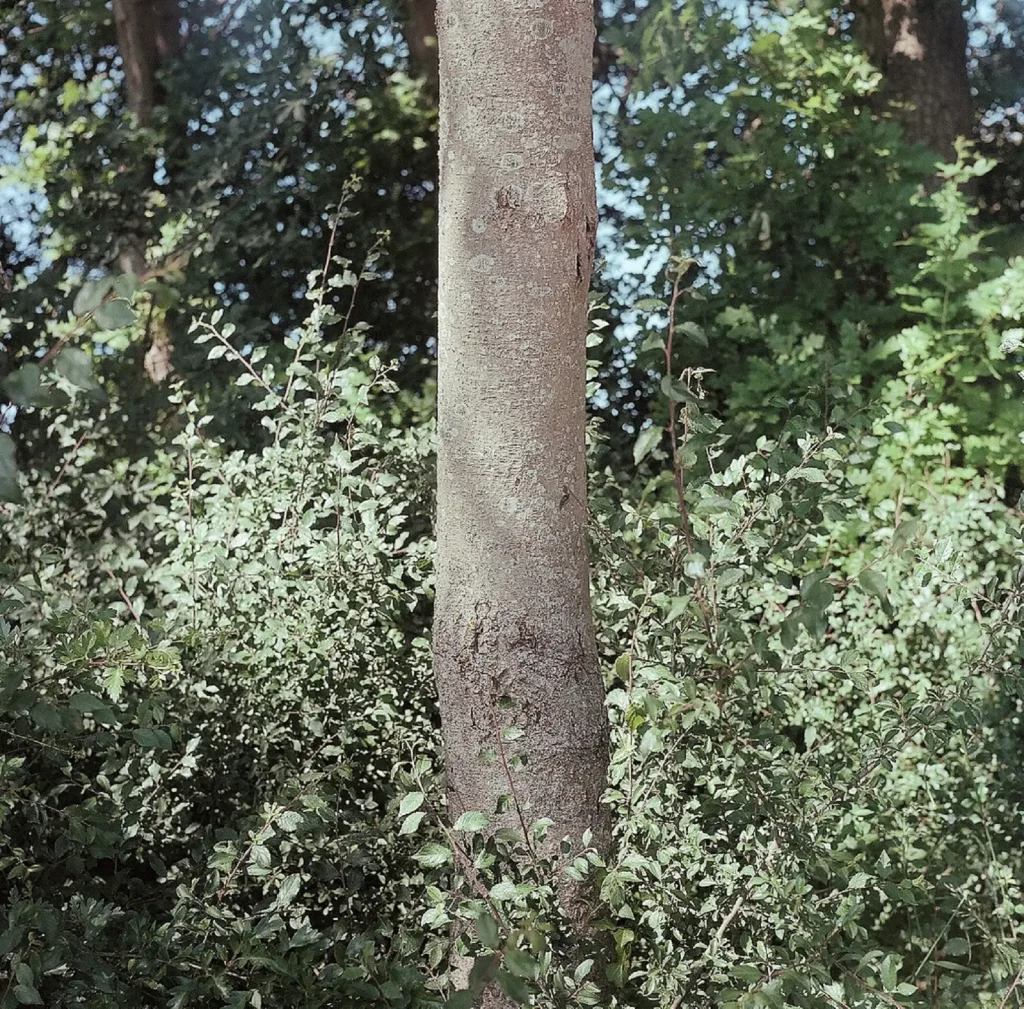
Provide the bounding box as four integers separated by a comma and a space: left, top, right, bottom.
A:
111, 0, 182, 381
112, 0, 181, 128
852, 0, 974, 159
402, 0, 439, 102
111, 0, 181, 274
434, 0, 609, 935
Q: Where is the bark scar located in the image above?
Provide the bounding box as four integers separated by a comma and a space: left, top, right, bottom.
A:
576, 213, 597, 284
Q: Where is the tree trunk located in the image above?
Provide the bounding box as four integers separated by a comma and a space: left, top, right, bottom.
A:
112, 0, 181, 127
403, 0, 439, 102
111, 0, 181, 381
434, 0, 609, 952
852, 0, 974, 159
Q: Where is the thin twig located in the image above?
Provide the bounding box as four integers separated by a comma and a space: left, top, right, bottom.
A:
713, 886, 752, 945
999, 964, 1024, 1009
43, 431, 89, 502
104, 567, 140, 622
494, 721, 538, 863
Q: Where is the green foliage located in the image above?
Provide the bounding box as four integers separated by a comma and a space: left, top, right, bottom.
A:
1, 0, 438, 470
600, 2, 926, 433
599, 0, 1024, 494
10, 276, 1021, 1006
590, 410, 1024, 1006
596, 0, 1024, 488
845, 150, 1022, 495
1, 260, 441, 1006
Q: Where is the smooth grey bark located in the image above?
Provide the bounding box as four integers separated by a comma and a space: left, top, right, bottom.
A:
433, 0, 610, 949
853, 0, 974, 160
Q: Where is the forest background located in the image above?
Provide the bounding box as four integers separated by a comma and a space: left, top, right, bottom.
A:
2, 0, 1024, 1007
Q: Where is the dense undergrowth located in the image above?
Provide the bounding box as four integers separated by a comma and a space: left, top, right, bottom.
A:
2, 184, 1024, 1006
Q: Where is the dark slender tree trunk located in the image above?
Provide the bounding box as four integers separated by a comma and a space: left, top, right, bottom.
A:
112, 0, 181, 127
111, 0, 182, 382
402, 0, 439, 102
853, 0, 974, 159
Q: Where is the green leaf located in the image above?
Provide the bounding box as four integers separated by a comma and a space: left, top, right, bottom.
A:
276, 873, 302, 908
693, 494, 739, 516
454, 810, 489, 833
531, 817, 552, 843
469, 953, 500, 992
379, 980, 403, 1000
633, 425, 663, 466
113, 273, 139, 298
133, 727, 172, 749
489, 880, 518, 901
496, 969, 531, 1004
278, 810, 303, 831
412, 842, 452, 868
445, 993, 474, 1009
633, 297, 667, 311
879, 953, 901, 992
677, 320, 707, 346
13, 984, 42, 1005
475, 913, 502, 950
55, 347, 104, 397
891, 519, 920, 554
400, 811, 426, 835
29, 703, 62, 733
103, 666, 127, 702
2, 363, 47, 407
858, 569, 889, 604
94, 299, 136, 331
69, 691, 106, 713
0, 434, 23, 504
73, 276, 114, 316
793, 467, 828, 484
660, 374, 697, 403
399, 791, 425, 816
801, 571, 834, 610
504, 948, 538, 979
0, 927, 25, 958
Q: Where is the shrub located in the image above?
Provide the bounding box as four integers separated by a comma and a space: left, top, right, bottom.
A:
1, 260, 442, 1007
2, 247, 1023, 1009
